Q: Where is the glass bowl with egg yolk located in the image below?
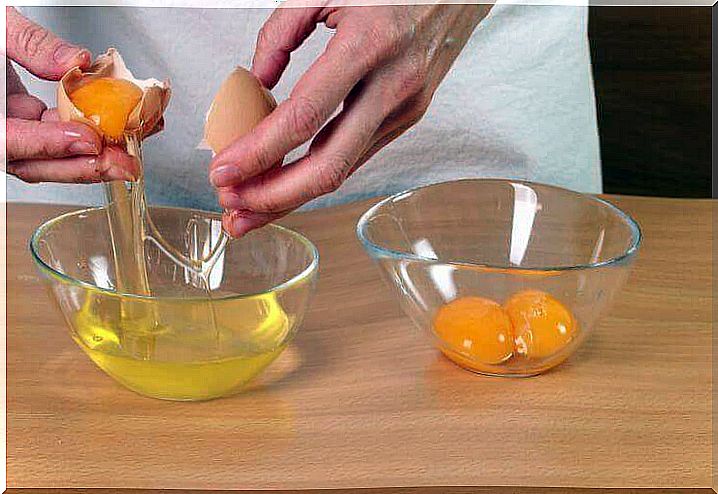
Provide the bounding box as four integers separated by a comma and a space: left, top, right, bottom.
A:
357, 179, 641, 376
31, 206, 318, 401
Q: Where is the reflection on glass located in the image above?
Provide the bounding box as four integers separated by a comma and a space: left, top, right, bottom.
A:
208, 220, 225, 290
413, 238, 456, 303
590, 229, 606, 264
89, 255, 112, 289
580, 228, 606, 292
509, 183, 539, 267
399, 262, 428, 311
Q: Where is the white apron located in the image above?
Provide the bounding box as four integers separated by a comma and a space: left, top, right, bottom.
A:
9, 5, 601, 211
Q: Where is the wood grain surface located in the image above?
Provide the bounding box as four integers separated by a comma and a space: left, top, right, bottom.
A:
5, 489, 715, 494
6, 196, 713, 491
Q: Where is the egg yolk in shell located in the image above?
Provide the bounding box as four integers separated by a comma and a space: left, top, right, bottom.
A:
70, 77, 143, 139
433, 296, 514, 366
504, 290, 576, 359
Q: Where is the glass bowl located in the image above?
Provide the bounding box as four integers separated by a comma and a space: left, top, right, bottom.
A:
357, 179, 641, 376
31, 206, 318, 401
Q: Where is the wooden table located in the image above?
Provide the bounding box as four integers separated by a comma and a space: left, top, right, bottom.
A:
6, 196, 714, 493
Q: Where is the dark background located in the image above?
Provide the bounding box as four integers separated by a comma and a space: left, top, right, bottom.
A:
588, 6, 711, 198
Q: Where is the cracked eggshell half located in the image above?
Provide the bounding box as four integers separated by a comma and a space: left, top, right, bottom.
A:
57, 48, 171, 141
200, 66, 277, 155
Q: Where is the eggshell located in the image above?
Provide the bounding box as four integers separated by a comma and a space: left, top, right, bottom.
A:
201, 66, 277, 155
57, 48, 171, 142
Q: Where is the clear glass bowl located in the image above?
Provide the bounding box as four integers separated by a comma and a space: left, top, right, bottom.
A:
357, 179, 641, 376
31, 206, 318, 401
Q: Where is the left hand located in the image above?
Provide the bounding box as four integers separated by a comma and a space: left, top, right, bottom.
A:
210, 3, 491, 236
4, 7, 139, 184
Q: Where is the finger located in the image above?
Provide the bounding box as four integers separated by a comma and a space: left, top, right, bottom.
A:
41, 108, 60, 122
218, 85, 387, 237
6, 93, 47, 120
220, 115, 410, 238
251, 6, 323, 89
6, 59, 28, 95
221, 209, 286, 238
210, 26, 388, 189
5, 6, 91, 80
356, 99, 430, 168
7, 146, 139, 184
7, 118, 101, 161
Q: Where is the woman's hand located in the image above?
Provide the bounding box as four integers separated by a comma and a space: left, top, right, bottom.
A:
210, 3, 490, 236
5, 7, 138, 184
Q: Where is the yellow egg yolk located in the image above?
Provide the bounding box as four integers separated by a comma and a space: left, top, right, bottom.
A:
433, 296, 514, 367
504, 290, 576, 359
70, 77, 143, 140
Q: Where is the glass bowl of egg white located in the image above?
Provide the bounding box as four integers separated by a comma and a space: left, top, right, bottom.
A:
356, 179, 641, 376
31, 207, 318, 401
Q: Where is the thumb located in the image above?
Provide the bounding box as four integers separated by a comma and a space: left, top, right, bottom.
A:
5, 7, 91, 80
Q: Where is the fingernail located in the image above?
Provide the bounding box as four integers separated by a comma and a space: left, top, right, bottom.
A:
53, 44, 84, 65
63, 130, 82, 139
68, 141, 99, 155
105, 167, 136, 182
218, 190, 245, 210
223, 211, 254, 238
210, 165, 236, 187
76, 49, 92, 68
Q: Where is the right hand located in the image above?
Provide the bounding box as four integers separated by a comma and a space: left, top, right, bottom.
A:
4, 7, 139, 184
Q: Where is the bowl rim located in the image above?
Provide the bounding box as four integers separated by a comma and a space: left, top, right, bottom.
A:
356, 178, 642, 272
30, 205, 320, 301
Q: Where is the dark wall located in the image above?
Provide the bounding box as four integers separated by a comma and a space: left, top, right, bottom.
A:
589, 7, 711, 198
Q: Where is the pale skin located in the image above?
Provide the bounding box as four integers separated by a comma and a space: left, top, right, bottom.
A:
4, 4, 491, 236
4, 7, 138, 183
213, 3, 491, 236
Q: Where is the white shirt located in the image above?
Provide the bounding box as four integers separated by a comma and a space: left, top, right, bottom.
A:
9, 4, 601, 211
